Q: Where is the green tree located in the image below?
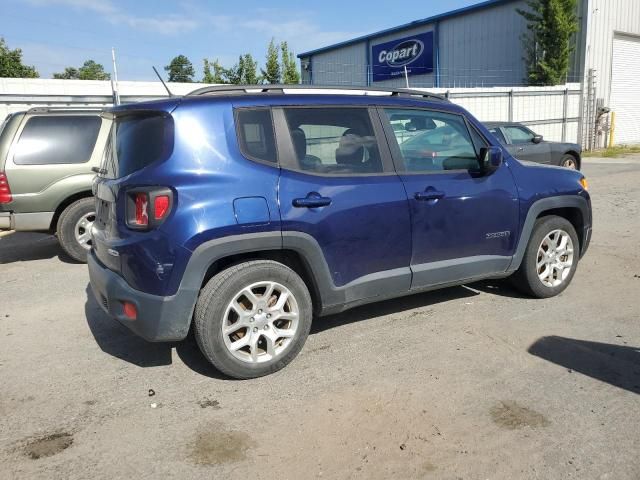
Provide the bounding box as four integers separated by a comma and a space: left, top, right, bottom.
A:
518, 0, 579, 85
0, 38, 39, 78
203, 58, 228, 83
54, 60, 110, 80
242, 54, 259, 84
280, 41, 300, 84
53, 67, 79, 79
261, 39, 281, 84
165, 54, 195, 82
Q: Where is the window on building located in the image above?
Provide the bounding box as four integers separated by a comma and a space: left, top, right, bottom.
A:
283, 107, 383, 175
13, 115, 101, 165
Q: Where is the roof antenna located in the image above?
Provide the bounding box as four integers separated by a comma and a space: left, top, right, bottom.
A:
153, 66, 173, 97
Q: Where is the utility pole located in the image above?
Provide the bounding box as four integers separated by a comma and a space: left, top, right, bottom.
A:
404, 66, 409, 88
111, 47, 120, 105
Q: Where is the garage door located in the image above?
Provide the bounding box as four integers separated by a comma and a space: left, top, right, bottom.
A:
610, 34, 640, 145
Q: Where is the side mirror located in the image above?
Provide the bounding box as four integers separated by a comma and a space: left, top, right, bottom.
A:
532, 134, 543, 144
480, 146, 503, 174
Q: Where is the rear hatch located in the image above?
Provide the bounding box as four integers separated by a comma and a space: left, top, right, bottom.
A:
92, 106, 176, 271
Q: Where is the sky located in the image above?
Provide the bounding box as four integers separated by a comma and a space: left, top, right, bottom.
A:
2, 0, 482, 81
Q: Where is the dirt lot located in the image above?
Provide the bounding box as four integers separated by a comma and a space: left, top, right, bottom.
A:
1, 158, 639, 480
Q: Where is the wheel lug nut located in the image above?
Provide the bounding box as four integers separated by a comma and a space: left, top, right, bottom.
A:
264, 325, 269, 330
253, 327, 258, 333
258, 309, 263, 314
266, 313, 271, 319
250, 317, 255, 322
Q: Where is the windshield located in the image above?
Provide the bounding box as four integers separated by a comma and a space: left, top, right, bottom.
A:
100, 114, 174, 179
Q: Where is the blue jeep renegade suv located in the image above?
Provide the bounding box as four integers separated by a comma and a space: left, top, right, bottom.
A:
88, 85, 591, 379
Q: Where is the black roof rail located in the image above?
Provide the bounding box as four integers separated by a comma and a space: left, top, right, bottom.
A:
26, 106, 105, 114
186, 84, 447, 102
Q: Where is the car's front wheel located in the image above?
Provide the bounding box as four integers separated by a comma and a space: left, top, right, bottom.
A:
194, 260, 313, 379
511, 215, 580, 298
561, 154, 579, 170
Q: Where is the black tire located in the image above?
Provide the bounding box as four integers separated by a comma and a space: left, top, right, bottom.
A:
510, 215, 580, 298
57, 197, 95, 263
561, 154, 579, 170
194, 260, 313, 379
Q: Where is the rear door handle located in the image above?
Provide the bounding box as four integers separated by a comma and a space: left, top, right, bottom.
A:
292, 193, 332, 208
517, 147, 525, 152
414, 190, 445, 201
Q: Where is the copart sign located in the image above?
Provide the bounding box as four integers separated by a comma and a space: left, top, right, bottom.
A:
371, 31, 434, 82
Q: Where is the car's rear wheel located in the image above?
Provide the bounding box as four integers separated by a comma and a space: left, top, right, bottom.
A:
561, 154, 578, 170
511, 215, 580, 298
194, 260, 312, 379
57, 197, 95, 263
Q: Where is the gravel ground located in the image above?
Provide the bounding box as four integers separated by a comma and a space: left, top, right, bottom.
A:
1, 158, 639, 480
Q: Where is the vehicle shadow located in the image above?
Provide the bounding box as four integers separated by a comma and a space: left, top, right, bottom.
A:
528, 336, 640, 395
0, 232, 78, 264
312, 285, 480, 334
84, 285, 230, 379
470, 278, 531, 299
84, 283, 483, 380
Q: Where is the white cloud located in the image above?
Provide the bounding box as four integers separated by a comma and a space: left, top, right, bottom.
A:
24, 0, 199, 34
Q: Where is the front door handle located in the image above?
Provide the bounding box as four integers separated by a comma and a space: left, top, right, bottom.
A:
517, 147, 525, 152
414, 189, 445, 201
292, 192, 332, 208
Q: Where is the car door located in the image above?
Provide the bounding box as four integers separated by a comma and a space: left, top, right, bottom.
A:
274, 106, 412, 305
378, 106, 519, 289
503, 125, 551, 164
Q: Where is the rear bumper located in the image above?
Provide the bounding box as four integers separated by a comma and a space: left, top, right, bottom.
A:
87, 251, 197, 342
0, 211, 54, 231
0, 212, 10, 229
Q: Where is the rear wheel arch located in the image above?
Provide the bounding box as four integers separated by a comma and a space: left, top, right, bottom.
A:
199, 249, 323, 315
51, 190, 94, 232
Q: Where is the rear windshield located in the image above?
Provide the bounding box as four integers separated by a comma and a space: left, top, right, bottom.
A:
13, 115, 101, 165
101, 114, 174, 179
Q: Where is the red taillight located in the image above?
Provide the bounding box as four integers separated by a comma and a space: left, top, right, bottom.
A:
134, 193, 149, 226
0, 172, 12, 204
154, 195, 170, 220
126, 188, 172, 230
122, 302, 137, 320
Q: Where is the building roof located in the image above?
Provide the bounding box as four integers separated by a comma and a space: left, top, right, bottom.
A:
297, 0, 519, 58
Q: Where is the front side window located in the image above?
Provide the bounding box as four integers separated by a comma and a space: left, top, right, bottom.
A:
384, 108, 481, 172
504, 126, 535, 144
283, 108, 383, 175
13, 115, 101, 165
235, 109, 277, 164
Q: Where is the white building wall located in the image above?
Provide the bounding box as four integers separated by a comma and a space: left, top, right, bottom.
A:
438, 0, 529, 87
582, 0, 640, 103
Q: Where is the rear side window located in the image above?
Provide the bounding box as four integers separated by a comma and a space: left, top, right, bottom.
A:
13, 115, 101, 165
235, 109, 277, 164
101, 114, 174, 179
282, 107, 383, 175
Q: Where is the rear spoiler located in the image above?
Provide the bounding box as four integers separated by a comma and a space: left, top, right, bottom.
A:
102, 99, 181, 120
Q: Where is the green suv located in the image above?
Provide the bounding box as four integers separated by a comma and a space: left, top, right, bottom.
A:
0, 108, 111, 262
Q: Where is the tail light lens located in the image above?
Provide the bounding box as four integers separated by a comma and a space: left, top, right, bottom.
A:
126, 188, 173, 230
0, 172, 12, 204
134, 193, 149, 226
